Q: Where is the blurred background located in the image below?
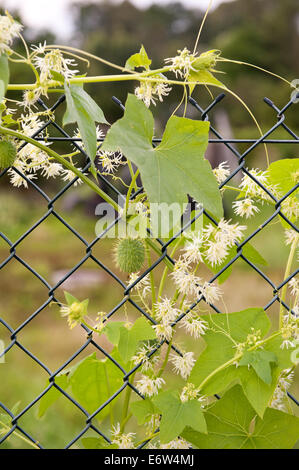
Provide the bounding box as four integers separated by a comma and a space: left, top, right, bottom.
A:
0, 0, 298, 448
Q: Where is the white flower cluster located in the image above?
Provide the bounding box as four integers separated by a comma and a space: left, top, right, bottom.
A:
136, 375, 165, 397
180, 383, 206, 404
213, 161, 230, 184
165, 47, 198, 79
128, 272, 151, 298
234, 168, 299, 222
270, 369, 294, 411
111, 423, 135, 449
170, 351, 195, 380
281, 311, 299, 349
135, 80, 172, 108
132, 343, 159, 372
8, 114, 84, 188
180, 311, 209, 339
148, 438, 191, 449
0, 12, 22, 53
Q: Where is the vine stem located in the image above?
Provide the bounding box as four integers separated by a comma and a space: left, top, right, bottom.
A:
279, 234, 298, 329
157, 337, 173, 378
120, 372, 136, 433
145, 242, 156, 308
0, 126, 120, 212
197, 331, 282, 392
0, 420, 39, 449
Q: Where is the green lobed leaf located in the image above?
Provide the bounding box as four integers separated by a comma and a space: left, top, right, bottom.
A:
125, 45, 152, 70
0, 54, 9, 102
69, 353, 123, 415
102, 94, 223, 235
153, 390, 207, 443
182, 385, 299, 449
63, 83, 108, 161
118, 316, 156, 363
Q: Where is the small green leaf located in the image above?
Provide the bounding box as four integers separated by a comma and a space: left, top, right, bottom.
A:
64, 291, 78, 305
153, 390, 207, 443
118, 317, 156, 363
0, 54, 9, 102
63, 83, 108, 161
188, 69, 225, 94
239, 350, 277, 385
102, 94, 223, 234
125, 45, 152, 71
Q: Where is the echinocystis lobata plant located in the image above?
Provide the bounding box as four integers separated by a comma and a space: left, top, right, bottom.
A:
0, 1, 298, 450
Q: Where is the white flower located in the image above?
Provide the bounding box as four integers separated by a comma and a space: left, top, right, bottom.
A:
61, 168, 84, 186
183, 232, 204, 264
0, 13, 23, 53
160, 438, 191, 449
154, 298, 178, 323
98, 150, 123, 173
136, 376, 165, 397
239, 169, 270, 200
132, 344, 159, 372
180, 383, 201, 403
232, 198, 260, 218
200, 282, 223, 305
216, 218, 246, 247
203, 218, 246, 267
213, 162, 230, 184
153, 323, 173, 342
111, 423, 135, 449
270, 369, 294, 411
165, 47, 198, 78
180, 312, 208, 339
281, 197, 299, 220
33, 48, 78, 82
41, 162, 63, 178
171, 257, 201, 296
204, 240, 228, 266
170, 352, 195, 380
289, 277, 299, 297
284, 229, 298, 246
128, 272, 151, 297
22, 89, 42, 109
135, 80, 171, 107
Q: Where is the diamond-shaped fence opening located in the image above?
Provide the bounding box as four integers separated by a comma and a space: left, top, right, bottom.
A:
0, 92, 298, 449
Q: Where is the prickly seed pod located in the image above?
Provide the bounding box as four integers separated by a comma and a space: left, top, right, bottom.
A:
0, 140, 17, 168
114, 238, 145, 273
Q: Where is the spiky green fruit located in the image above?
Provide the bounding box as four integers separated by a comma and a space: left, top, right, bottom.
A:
115, 238, 145, 273
0, 140, 17, 168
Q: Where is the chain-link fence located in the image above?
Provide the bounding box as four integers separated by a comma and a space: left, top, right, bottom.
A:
0, 92, 298, 449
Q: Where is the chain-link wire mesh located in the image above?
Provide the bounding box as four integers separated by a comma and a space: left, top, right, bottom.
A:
0, 92, 298, 449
